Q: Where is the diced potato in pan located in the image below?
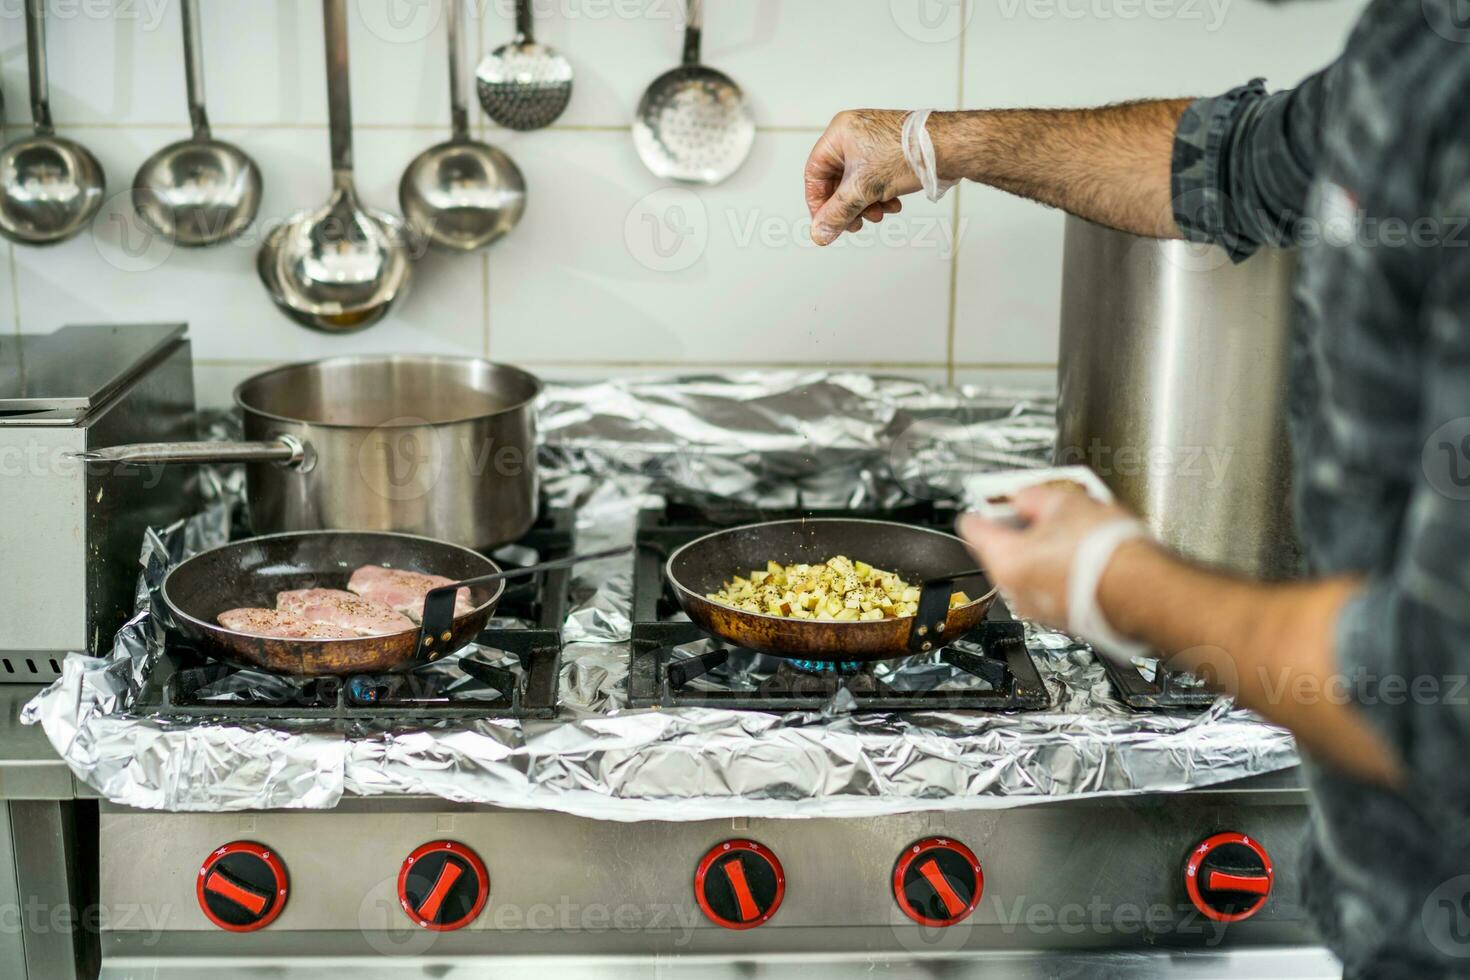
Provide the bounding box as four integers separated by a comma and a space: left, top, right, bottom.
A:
705, 556, 972, 621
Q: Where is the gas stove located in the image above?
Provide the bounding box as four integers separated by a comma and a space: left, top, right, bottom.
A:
628, 498, 1050, 711
72, 498, 1321, 974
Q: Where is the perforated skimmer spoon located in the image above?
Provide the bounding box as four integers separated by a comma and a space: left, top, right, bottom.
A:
476, 0, 573, 131
633, 0, 753, 185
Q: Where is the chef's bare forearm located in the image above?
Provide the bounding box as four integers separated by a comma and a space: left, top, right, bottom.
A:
1096, 541, 1402, 785
926, 102, 1191, 239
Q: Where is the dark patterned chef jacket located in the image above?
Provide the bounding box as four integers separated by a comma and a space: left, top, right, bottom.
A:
1170, 0, 1470, 975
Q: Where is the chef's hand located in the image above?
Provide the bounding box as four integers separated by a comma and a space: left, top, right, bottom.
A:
957, 485, 1138, 629
805, 110, 918, 245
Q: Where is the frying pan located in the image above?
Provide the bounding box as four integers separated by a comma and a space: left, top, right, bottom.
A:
162, 530, 504, 675
665, 519, 997, 661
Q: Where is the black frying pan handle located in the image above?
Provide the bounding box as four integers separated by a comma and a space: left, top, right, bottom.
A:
908, 567, 985, 654
416, 545, 632, 655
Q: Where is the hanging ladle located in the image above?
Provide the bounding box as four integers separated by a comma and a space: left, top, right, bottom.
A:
633, 0, 753, 185
0, 0, 105, 246
257, 0, 413, 332
476, 0, 573, 131
399, 0, 526, 251
132, 0, 262, 246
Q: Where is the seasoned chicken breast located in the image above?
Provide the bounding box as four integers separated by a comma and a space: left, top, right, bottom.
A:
347, 565, 474, 623
275, 588, 415, 637
216, 608, 356, 639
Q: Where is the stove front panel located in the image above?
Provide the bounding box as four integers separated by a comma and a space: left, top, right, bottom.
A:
99, 789, 1314, 954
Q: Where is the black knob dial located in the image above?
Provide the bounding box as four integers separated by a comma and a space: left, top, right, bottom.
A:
892, 837, 983, 927
196, 841, 289, 933
1185, 832, 1274, 922
694, 839, 785, 930
398, 840, 491, 931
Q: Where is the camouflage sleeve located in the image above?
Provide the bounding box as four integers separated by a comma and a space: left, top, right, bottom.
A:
1332, 165, 1470, 810
1170, 67, 1337, 262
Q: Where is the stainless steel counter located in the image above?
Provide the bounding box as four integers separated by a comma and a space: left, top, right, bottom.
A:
0, 685, 84, 800
99, 943, 1342, 978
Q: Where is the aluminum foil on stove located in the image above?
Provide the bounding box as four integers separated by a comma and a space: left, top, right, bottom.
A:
23, 372, 1298, 818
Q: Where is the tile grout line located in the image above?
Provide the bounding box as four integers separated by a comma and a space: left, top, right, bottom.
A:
476, 6, 492, 361
192, 356, 1056, 370
6, 243, 19, 335
3, 122, 824, 134
944, 1, 969, 388
481, 252, 491, 358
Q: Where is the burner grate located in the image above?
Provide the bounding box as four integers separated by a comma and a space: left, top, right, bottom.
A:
134, 506, 576, 725
1098, 655, 1219, 709
135, 626, 562, 725
627, 500, 1051, 712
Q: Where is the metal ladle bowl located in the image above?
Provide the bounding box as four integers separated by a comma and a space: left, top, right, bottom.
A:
133, 140, 261, 247
258, 185, 414, 332
132, 0, 261, 246
401, 0, 525, 251
0, 0, 104, 246
400, 139, 525, 252
0, 136, 104, 245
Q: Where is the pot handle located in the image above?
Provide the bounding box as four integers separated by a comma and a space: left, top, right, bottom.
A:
72, 435, 306, 467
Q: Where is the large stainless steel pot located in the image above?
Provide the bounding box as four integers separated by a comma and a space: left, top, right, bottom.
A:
79, 355, 541, 549
1055, 216, 1300, 579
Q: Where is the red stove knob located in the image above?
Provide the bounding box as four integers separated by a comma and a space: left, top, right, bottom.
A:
397, 840, 490, 931
892, 837, 983, 927
1184, 832, 1274, 922
197, 841, 289, 933
693, 839, 785, 930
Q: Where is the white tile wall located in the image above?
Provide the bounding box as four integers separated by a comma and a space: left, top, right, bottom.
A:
0, 0, 1366, 406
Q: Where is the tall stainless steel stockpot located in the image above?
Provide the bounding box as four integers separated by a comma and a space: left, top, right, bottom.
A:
79, 355, 541, 549
1055, 216, 1301, 578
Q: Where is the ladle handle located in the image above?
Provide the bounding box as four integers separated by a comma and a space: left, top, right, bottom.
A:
71, 437, 307, 468
682, 0, 702, 67
180, 0, 211, 140
446, 0, 468, 141
515, 0, 534, 42
323, 0, 355, 182
416, 545, 633, 654
23, 0, 53, 135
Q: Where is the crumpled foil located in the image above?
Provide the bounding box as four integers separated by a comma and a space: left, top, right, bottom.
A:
23, 372, 1298, 817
